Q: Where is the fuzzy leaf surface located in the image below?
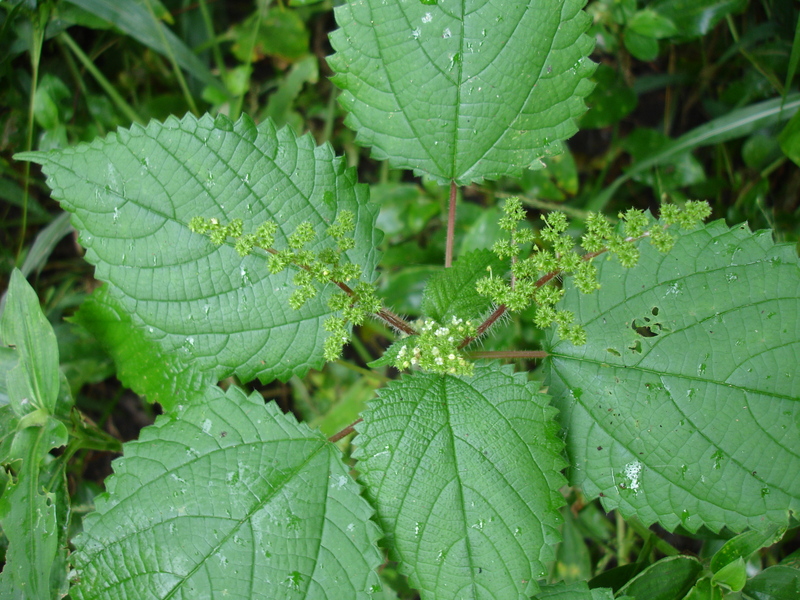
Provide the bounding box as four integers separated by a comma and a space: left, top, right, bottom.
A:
421, 249, 506, 323
17, 114, 380, 384
545, 220, 800, 532
328, 0, 596, 185
72, 385, 382, 599
354, 363, 566, 599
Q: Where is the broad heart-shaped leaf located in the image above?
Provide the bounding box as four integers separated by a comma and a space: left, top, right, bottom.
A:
328, 0, 596, 185
71, 284, 213, 411
72, 385, 383, 599
421, 249, 506, 323
544, 220, 800, 533
17, 114, 381, 384
354, 363, 566, 599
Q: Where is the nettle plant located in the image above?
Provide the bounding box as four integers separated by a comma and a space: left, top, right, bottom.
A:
5, 0, 800, 598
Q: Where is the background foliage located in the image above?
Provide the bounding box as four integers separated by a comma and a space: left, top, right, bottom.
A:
1, 0, 799, 598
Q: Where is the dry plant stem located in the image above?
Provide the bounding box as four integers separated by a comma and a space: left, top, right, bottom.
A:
469, 350, 549, 359
328, 418, 363, 443
445, 181, 458, 268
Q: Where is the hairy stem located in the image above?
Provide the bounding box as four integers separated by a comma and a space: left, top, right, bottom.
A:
445, 181, 457, 268
459, 230, 655, 348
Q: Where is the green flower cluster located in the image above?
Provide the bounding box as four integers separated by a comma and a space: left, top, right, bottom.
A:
392, 317, 477, 376
188, 211, 381, 362
476, 198, 711, 346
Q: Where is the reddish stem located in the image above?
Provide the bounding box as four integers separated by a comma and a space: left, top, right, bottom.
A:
445, 181, 457, 268
328, 418, 363, 443
458, 231, 654, 348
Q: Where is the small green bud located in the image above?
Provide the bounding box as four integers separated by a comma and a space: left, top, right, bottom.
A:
614, 242, 640, 268
650, 229, 675, 253
268, 252, 291, 274
574, 261, 599, 294
534, 285, 563, 307
680, 200, 712, 228
581, 231, 606, 253
540, 211, 568, 242
235, 234, 257, 257
332, 263, 362, 282
499, 197, 526, 230
660, 204, 681, 225
227, 219, 244, 238
558, 251, 582, 273
530, 249, 558, 274
255, 221, 277, 248
188, 216, 209, 233
327, 292, 352, 312
506, 280, 535, 311
353, 282, 382, 314
336, 236, 356, 252
514, 228, 536, 245
619, 209, 648, 238
512, 257, 538, 280
554, 309, 574, 326
209, 228, 227, 245
533, 304, 556, 329
585, 212, 612, 239
328, 210, 356, 239
288, 222, 316, 249
553, 235, 573, 256
491, 239, 518, 259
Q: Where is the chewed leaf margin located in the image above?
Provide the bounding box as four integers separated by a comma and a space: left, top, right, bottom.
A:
545, 218, 800, 533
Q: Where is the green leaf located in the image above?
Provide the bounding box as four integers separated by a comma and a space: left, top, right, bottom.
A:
617, 556, 703, 600
0, 272, 70, 599
711, 556, 746, 592
0, 270, 59, 417
589, 93, 800, 211
627, 9, 679, 39
421, 249, 506, 323
545, 220, 800, 533
72, 285, 214, 411
62, 0, 225, 93
778, 110, 800, 168
743, 565, 800, 600
230, 8, 310, 63
354, 363, 566, 599
649, 0, 747, 39
580, 65, 637, 129
533, 581, 617, 600
0, 422, 69, 600
709, 525, 784, 573
17, 114, 381, 384
623, 29, 660, 62
328, 0, 596, 185
72, 385, 383, 599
